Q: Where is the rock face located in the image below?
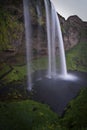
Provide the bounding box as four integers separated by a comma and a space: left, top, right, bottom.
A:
59, 15, 86, 50
0, 0, 87, 59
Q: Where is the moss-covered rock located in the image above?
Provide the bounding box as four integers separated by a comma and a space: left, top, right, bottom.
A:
66, 41, 87, 72
60, 88, 87, 129
0, 8, 24, 51
0, 100, 61, 130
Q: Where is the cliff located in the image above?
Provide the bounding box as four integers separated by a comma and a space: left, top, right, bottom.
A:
0, 0, 87, 61
59, 14, 87, 50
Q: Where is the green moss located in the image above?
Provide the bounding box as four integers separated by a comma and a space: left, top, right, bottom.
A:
32, 56, 48, 71
0, 63, 11, 77
60, 88, 87, 129
3, 65, 27, 83
0, 91, 87, 130
0, 100, 61, 130
2, 56, 48, 83
66, 41, 87, 72
0, 8, 23, 51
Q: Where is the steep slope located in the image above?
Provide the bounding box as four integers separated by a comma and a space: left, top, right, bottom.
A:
59, 14, 87, 50
66, 40, 87, 72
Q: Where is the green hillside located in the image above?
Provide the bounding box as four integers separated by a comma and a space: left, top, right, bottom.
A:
66, 41, 87, 72
0, 100, 61, 130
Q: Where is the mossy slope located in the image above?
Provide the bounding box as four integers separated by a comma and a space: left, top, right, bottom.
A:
60, 88, 87, 129
0, 100, 61, 130
66, 41, 87, 72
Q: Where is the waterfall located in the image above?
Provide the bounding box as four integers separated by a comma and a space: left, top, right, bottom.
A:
23, 0, 32, 90
23, 0, 68, 91
51, 4, 56, 78
44, 0, 52, 78
44, 0, 67, 78
55, 10, 67, 76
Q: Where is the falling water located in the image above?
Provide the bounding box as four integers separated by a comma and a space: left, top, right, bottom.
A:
44, 0, 52, 78
23, 0, 32, 90
44, 0, 67, 78
54, 7, 67, 76
51, 4, 56, 78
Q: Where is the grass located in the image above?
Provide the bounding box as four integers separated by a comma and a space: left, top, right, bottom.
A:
66, 41, 87, 72
60, 88, 87, 129
0, 100, 62, 130
0, 63, 11, 78
32, 56, 48, 71
2, 65, 27, 83
1, 56, 48, 84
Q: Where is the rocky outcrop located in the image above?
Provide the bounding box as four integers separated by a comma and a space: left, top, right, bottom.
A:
59, 15, 86, 50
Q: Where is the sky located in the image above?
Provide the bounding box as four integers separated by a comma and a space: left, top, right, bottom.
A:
51, 0, 87, 21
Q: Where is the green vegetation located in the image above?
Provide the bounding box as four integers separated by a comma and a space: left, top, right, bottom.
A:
66, 41, 87, 72
60, 88, 87, 129
0, 8, 23, 51
3, 65, 27, 83
0, 63, 11, 78
0, 88, 87, 130
0, 62, 27, 85
32, 56, 48, 71
0, 56, 48, 84
0, 100, 61, 130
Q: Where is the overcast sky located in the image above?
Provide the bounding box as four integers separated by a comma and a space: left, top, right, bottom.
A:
51, 0, 87, 21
